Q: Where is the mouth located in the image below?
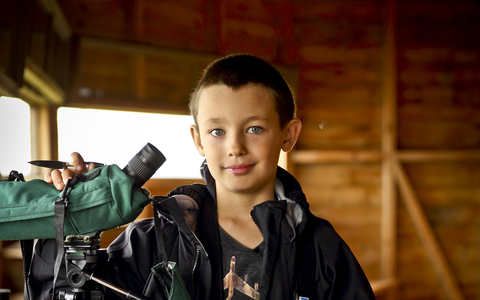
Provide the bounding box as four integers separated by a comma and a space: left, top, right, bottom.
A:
224, 164, 255, 175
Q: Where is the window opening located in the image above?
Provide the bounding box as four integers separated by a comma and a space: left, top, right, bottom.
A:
0, 96, 32, 177
57, 107, 204, 179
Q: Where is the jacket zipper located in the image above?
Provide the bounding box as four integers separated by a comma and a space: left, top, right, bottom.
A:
191, 246, 200, 293
251, 210, 265, 240
156, 208, 173, 222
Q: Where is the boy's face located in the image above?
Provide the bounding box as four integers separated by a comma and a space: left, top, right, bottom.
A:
190, 84, 300, 198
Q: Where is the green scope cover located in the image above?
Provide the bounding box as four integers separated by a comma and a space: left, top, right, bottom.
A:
0, 165, 151, 241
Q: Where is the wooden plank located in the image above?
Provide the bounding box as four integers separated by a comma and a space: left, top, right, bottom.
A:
303, 185, 380, 207
272, 0, 297, 63
298, 122, 382, 150
302, 85, 382, 106
294, 0, 384, 22
300, 66, 381, 86
299, 46, 382, 65
393, 160, 465, 300
300, 107, 382, 122
399, 125, 480, 150
400, 163, 479, 186
311, 207, 382, 227
399, 103, 480, 122
291, 150, 383, 163
295, 163, 381, 187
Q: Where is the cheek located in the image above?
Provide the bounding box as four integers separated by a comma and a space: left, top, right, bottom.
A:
201, 140, 222, 160
254, 138, 281, 160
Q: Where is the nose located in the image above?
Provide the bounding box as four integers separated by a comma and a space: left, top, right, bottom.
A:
227, 132, 246, 157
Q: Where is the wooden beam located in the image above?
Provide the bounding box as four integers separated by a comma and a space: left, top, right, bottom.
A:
23, 58, 65, 105
290, 149, 480, 164
290, 150, 383, 163
0, 72, 19, 97
37, 0, 72, 40
393, 159, 465, 300
19, 86, 49, 106
81, 37, 217, 64
398, 150, 480, 162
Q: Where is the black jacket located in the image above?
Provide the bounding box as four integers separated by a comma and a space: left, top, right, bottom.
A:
26, 164, 375, 300
105, 163, 375, 300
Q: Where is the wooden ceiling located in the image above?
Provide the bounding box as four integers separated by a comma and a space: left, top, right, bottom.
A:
57, 0, 296, 60
55, 0, 303, 113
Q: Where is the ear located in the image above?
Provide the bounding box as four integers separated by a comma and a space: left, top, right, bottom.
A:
281, 118, 302, 152
190, 125, 206, 157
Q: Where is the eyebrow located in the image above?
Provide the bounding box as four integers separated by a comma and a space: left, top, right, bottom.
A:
204, 116, 267, 125
203, 118, 223, 125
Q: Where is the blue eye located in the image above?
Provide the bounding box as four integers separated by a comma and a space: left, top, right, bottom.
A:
247, 126, 263, 134
210, 129, 225, 137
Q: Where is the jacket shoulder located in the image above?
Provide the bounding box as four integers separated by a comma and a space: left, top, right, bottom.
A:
309, 216, 352, 258
166, 183, 212, 209
307, 215, 376, 299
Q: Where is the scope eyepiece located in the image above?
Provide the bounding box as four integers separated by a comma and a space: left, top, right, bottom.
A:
122, 143, 166, 188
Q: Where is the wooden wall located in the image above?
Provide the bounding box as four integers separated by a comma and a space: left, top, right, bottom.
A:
2, 0, 478, 299
395, 1, 480, 299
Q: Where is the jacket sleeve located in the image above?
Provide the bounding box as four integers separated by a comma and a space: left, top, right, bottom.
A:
312, 218, 376, 300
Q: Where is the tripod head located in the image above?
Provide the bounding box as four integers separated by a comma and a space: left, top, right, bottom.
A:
58, 233, 105, 300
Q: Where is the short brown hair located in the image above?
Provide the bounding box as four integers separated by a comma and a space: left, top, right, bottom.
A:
189, 54, 296, 129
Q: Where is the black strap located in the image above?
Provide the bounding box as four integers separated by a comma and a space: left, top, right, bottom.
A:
50, 170, 102, 298
52, 178, 74, 300
21, 239, 34, 300
294, 214, 315, 300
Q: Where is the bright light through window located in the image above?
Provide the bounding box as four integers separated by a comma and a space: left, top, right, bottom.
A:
57, 108, 204, 179
0, 96, 31, 177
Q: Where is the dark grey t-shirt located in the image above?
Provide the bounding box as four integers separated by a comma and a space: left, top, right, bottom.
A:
220, 226, 265, 300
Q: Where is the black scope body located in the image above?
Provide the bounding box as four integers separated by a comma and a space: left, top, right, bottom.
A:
122, 143, 166, 188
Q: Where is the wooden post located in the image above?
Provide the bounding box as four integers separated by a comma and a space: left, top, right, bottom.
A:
380, 1, 398, 296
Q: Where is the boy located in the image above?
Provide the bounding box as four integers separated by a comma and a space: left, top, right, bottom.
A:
42, 54, 375, 299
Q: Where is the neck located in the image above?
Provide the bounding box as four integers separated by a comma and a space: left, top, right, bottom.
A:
216, 188, 274, 249
216, 185, 276, 218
